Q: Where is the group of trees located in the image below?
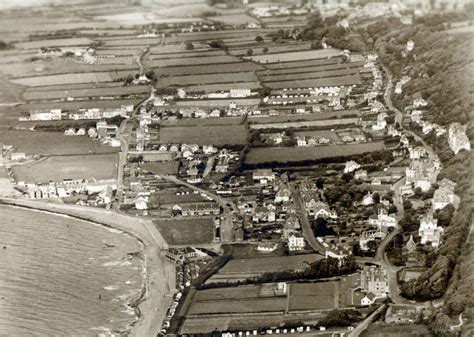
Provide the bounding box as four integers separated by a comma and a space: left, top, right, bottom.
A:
361, 13, 473, 330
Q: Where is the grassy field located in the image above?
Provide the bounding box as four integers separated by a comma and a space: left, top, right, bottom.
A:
208, 254, 324, 283
0, 130, 119, 156
148, 50, 227, 59
249, 117, 360, 130
187, 297, 287, 315
175, 98, 260, 108
185, 81, 262, 93
146, 55, 239, 67
13, 153, 118, 183
247, 48, 342, 63
158, 125, 247, 145
14, 38, 94, 50
264, 56, 344, 69
259, 61, 365, 75
229, 42, 312, 56
157, 72, 258, 86
148, 62, 263, 76
153, 218, 214, 245
261, 67, 361, 83
360, 324, 433, 337
264, 74, 361, 89
140, 162, 179, 176
245, 142, 385, 164
11, 72, 114, 87
295, 130, 340, 143
193, 286, 261, 301
20, 98, 140, 112
288, 282, 339, 311
23, 85, 148, 100
248, 110, 361, 124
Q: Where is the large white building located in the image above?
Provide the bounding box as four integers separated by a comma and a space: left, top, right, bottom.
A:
448, 123, 471, 155
419, 211, 444, 247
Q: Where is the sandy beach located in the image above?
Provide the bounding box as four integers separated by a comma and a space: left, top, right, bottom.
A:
0, 197, 176, 337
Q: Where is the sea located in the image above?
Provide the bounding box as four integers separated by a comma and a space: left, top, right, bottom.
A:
0, 205, 145, 336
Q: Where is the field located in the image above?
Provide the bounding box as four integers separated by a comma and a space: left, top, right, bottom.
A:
264, 74, 361, 89
157, 72, 258, 86
248, 110, 361, 124
20, 98, 140, 112
294, 130, 340, 143
12, 153, 118, 183
260, 66, 361, 83
147, 62, 263, 76
158, 124, 247, 145
11, 72, 114, 87
208, 13, 258, 25
140, 162, 179, 176
247, 48, 342, 63
207, 254, 324, 283
0, 130, 119, 156
158, 125, 247, 145
153, 218, 215, 245
146, 55, 239, 67
249, 117, 360, 130
176, 98, 260, 107
360, 324, 433, 337
14, 38, 94, 49
288, 282, 338, 311
245, 142, 385, 164
23, 85, 148, 101
185, 82, 262, 93
264, 56, 344, 69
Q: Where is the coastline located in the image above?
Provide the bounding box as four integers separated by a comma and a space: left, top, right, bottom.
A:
0, 197, 176, 337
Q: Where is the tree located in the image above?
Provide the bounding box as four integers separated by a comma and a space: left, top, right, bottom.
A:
125, 74, 134, 84
145, 70, 155, 80
316, 177, 325, 189
263, 47, 269, 54
185, 42, 194, 50
247, 49, 253, 56
373, 193, 380, 204
209, 40, 226, 49
403, 199, 413, 210
255, 35, 264, 43
311, 41, 324, 49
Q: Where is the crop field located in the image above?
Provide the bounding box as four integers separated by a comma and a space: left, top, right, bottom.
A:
11, 72, 114, 87
249, 117, 360, 130
13, 37, 94, 50
157, 72, 258, 86
185, 82, 262, 93
259, 61, 365, 75
176, 98, 261, 108
207, 254, 323, 283
260, 66, 361, 83
158, 125, 247, 145
149, 62, 263, 76
159, 116, 243, 127
247, 48, 342, 63
146, 55, 239, 67
12, 153, 118, 183
148, 50, 226, 59
187, 297, 287, 315
22, 85, 149, 101
153, 218, 214, 245
20, 98, 140, 112
245, 142, 385, 164
94, 13, 203, 25
265, 56, 344, 69
0, 130, 119, 156
288, 282, 339, 311
78, 29, 138, 36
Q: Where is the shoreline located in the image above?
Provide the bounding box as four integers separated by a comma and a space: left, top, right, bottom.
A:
0, 197, 176, 337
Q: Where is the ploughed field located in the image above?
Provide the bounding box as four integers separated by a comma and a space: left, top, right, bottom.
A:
0, 205, 144, 336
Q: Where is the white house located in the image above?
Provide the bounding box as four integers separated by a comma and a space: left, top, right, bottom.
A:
448, 123, 471, 155
296, 136, 307, 147
361, 192, 374, 206
135, 195, 148, 210
253, 169, 276, 185
406, 40, 415, 52
257, 241, 278, 252
288, 234, 305, 251
361, 293, 377, 306
419, 211, 444, 247
344, 161, 361, 173
275, 185, 292, 204
369, 208, 397, 229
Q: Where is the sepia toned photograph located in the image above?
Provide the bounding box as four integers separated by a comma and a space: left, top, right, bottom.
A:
0, 0, 472, 336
